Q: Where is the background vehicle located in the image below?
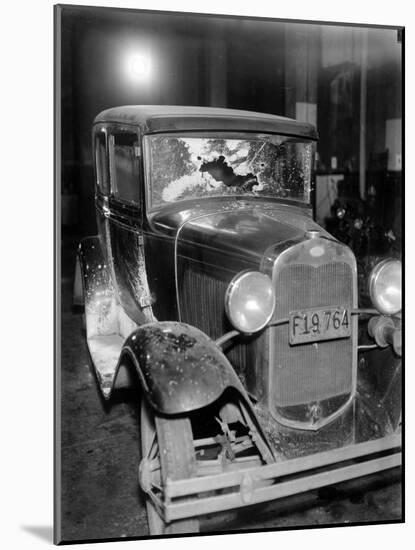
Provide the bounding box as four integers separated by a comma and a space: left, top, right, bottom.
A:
74, 106, 402, 535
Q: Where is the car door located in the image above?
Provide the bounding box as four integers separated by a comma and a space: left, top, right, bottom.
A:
93, 124, 112, 268
105, 126, 154, 326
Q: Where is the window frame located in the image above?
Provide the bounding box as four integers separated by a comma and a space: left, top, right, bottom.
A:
143, 131, 315, 212
108, 127, 142, 207
93, 126, 110, 195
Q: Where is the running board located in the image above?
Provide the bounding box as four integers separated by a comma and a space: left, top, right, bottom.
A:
88, 334, 124, 398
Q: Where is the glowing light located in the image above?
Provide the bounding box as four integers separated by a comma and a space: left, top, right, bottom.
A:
125, 52, 152, 83
131, 56, 149, 76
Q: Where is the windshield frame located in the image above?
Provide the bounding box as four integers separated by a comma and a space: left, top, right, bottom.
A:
143, 131, 316, 213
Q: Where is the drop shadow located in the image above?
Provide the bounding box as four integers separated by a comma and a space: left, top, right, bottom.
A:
21, 525, 53, 543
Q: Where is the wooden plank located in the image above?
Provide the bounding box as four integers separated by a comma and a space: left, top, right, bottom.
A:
166, 434, 401, 498
165, 453, 401, 522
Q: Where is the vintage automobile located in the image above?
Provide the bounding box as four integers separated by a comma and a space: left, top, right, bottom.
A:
74, 105, 402, 535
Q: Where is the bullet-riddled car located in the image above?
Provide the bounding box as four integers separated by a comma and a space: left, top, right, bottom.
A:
74, 105, 402, 535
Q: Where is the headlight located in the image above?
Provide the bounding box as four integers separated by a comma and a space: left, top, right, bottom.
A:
225, 271, 276, 334
369, 259, 402, 315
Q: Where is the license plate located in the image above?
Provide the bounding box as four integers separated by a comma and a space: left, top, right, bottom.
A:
289, 306, 351, 345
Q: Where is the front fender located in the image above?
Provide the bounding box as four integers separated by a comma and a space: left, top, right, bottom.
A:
117, 321, 250, 415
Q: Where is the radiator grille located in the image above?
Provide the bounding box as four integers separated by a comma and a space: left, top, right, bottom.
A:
272, 262, 354, 407
179, 264, 254, 386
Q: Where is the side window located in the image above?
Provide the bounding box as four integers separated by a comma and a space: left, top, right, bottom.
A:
95, 130, 109, 194
109, 132, 141, 205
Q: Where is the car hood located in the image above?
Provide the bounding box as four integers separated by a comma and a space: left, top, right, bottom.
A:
150, 200, 329, 267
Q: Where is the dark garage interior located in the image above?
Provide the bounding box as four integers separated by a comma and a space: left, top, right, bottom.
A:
56, 5, 403, 542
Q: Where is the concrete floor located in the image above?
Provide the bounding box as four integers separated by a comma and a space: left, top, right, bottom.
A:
58, 230, 402, 543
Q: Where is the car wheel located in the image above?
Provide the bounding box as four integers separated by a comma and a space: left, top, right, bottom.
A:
140, 399, 200, 535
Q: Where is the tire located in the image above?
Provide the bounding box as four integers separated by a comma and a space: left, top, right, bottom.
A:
140, 400, 200, 535
140, 394, 272, 535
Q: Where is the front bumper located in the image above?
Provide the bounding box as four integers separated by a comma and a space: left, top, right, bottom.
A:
160, 434, 401, 522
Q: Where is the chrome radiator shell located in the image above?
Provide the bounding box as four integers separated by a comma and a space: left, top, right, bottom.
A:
263, 235, 358, 430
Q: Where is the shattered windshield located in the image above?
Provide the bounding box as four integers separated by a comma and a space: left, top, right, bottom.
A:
145, 133, 314, 208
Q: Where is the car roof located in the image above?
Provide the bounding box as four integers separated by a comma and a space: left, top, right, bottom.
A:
94, 105, 318, 140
